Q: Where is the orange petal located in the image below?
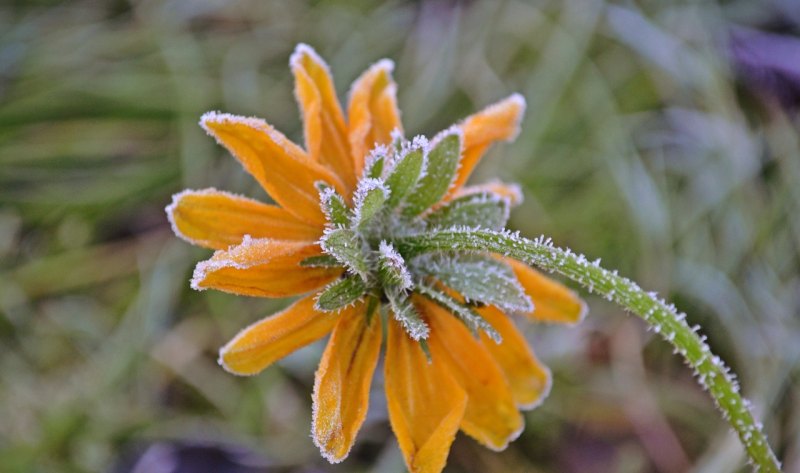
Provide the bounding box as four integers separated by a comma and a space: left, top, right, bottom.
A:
218, 293, 341, 376
166, 188, 322, 250
312, 301, 381, 463
478, 306, 552, 410
347, 59, 403, 176
200, 112, 346, 225
419, 299, 524, 451
385, 318, 466, 473
191, 238, 341, 297
452, 180, 524, 207
291, 44, 356, 191
448, 94, 526, 196
505, 258, 587, 324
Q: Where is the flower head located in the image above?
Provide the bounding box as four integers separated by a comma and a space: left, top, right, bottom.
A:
166, 43, 585, 472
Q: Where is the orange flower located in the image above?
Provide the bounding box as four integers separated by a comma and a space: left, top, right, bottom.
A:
166, 44, 585, 473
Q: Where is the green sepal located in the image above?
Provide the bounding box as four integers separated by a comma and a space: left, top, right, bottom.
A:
320, 227, 370, 281
377, 241, 412, 290
365, 149, 387, 179
403, 131, 461, 216
385, 147, 425, 208
386, 289, 429, 340
414, 254, 532, 314
426, 192, 509, 230
418, 339, 433, 363
315, 275, 369, 312
416, 283, 501, 343
299, 254, 341, 268
351, 178, 389, 230
317, 182, 350, 227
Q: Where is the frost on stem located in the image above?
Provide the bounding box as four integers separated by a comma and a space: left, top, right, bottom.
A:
394, 228, 781, 473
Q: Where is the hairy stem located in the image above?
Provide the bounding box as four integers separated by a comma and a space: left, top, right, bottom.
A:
397, 229, 781, 472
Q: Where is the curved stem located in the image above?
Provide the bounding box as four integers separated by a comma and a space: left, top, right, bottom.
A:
397, 230, 781, 472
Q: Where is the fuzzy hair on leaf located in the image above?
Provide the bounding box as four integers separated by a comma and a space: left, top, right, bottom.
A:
319, 227, 371, 282
387, 289, 429, 340
413, 253, 533, 314
350, 177, 390, 230
377, 240, 413, 291
426, 191, 510, 231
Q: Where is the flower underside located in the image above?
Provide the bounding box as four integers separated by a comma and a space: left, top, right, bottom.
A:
311, 132, 533, 345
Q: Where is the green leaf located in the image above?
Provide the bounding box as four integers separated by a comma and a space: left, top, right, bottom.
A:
377, 240, 412, 290
426, 192, 509, 230
317, 183, 350, 227
386, 289, 429, 340
299, 254, 341, 268
315, 275, 369, 312
416, 284, 501, 343
403, 131, 461, 216
351, 178, 389, 230
320, 227, 370, 281
364, 148, 387, 179
385, 146, 425, 208
390, 130, 405, 153
415, 254, 532, 313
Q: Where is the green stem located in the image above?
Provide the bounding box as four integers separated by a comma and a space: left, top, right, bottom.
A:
397, 229, 781, 472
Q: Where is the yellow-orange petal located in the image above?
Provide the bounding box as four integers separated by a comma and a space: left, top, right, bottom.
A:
218, 293, 340, 376
452, 180, 524, 207
200, 112, 346, 225
166, 188, 322, 250
419, 299, 523, 451
290, 44, 356, 191
347, 59, 403, 176
448, 94, 526, 196
191, 238, 341, 297
478, 306, 552, 410
385, 317, 467, 473
505, 258, 587, 324
312, 301, 381, 463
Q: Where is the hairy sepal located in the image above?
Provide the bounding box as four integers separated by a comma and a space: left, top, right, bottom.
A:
317, 183, 350, 227
300, 254, 342, 268
385, 141, 426, 209
414, 254, 532, 314
402, 130, 462, 217
351, 178, 389, 230
377, 241, 413, 291
387, 289, 429, 340
426, 191, 509, 230
416, 284, 501, 343
315, 275, 369, 312
320, 227, 371, 281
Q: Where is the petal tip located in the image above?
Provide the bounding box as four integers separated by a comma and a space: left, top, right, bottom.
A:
164, 190, 184, 239
166, 187, 233, 246
374, 58, 395, 73
573, 298, 590, 325
508, 92, 527, 110
290, 43, 330, 74
216, 349, 258, 377
500, 93, 526, 142
310, 419, 350, 465
517, 364, 553, 411
485, 416, 526, 452
189, 262, 211, 291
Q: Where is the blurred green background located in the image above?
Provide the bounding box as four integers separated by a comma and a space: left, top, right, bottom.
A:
1, 0, 799, 472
